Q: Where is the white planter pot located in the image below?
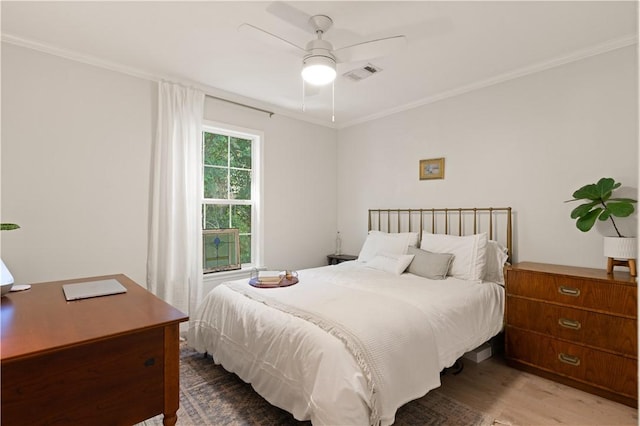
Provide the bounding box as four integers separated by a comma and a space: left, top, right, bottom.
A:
603, 236, 637, 259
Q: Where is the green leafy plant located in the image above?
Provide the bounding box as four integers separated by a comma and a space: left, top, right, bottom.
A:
1, 224, 20, 231
566, 178, 637, 237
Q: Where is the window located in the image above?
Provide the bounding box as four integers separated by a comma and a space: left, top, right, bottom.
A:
202, 123, 261, 271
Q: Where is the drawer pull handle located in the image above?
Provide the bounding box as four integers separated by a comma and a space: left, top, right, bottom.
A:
558, 318, 581, 330
558, 353, 581, 366
558, 285, 581, 297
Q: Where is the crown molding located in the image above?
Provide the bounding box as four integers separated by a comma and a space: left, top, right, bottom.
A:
338, 34, 638, 129
2, 33, 159, 82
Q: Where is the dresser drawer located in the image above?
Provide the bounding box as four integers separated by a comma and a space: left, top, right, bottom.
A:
507, 297, 637, 356
507, 328, 637, 399
507, 269, 637, 317
2, 328, 165, 425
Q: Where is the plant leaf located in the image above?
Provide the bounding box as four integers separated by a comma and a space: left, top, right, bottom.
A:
596, 177, 618, 193
570, 202, 598, 219
0, 223, 20, 231
597, 177, 618, 202
575, 208, 602, 232
609, 197, 638, 203
607, 202, 636, 217
572, 184, 600, 201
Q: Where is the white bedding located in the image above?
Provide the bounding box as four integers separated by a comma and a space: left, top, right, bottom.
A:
188, 261, 505, 425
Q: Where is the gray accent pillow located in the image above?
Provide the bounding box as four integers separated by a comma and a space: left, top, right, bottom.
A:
406, 246, 454, 280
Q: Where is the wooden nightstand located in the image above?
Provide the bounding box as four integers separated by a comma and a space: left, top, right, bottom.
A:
327, 254, 357, 265
505, 262, 637, 407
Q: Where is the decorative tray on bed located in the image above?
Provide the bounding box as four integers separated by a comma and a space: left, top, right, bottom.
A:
249, 270, 299, 288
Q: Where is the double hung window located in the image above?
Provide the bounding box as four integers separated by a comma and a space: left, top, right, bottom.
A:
202, 124, 260, 271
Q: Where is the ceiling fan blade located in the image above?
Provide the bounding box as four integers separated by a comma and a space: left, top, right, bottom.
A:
238, 23, 306, 54
333, 35, 407, 64
266, 1, 313, 33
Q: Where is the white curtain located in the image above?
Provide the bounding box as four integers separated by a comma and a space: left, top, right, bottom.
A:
147, 81, 205, 316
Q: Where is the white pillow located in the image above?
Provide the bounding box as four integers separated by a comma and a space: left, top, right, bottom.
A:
369, 230, 419, 247
484, 240, 509, 285
357, 232, 413, 262
366, 252, 415, 275
420, 232, 488, 281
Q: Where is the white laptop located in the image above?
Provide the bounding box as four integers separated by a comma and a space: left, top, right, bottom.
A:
62, 279, 127, 301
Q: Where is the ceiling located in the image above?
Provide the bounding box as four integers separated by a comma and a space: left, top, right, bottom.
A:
1, 1, 637, 128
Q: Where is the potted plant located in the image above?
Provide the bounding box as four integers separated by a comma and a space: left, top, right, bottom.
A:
566, 177, 637, 274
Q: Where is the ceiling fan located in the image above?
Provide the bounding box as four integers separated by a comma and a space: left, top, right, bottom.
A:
239, 7, 407, 87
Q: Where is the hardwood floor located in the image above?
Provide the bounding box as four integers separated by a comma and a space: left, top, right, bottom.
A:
434, 353, 638, 425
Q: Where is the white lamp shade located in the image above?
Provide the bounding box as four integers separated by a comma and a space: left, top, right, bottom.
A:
1, 258, 14, 285
603, 236, 637, 259
301, 56, 336, 86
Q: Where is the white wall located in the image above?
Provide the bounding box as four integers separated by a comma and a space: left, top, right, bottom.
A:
337, 46, 638, 270
1, 43, 155, 285
1, 43, 338, 288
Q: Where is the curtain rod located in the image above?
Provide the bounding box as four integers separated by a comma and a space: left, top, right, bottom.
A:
205, 94, 274, 117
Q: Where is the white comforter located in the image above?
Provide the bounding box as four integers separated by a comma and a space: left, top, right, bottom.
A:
188, 262, 504, 425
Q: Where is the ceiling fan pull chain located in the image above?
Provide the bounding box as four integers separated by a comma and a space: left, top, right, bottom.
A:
332, 81, 335, 123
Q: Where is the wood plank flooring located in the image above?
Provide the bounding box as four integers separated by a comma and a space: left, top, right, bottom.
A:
433, 354, 638, 425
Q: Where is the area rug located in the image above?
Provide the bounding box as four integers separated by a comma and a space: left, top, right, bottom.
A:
143, 345, 493, 426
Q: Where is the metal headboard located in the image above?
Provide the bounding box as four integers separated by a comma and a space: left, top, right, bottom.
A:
368, 207, 513, 263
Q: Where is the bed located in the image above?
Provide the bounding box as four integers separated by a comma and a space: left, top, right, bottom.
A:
188, 207, 513, 425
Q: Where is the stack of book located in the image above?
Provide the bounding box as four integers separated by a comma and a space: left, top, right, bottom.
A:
253, 270, 283, 286
257, 274, 282, 285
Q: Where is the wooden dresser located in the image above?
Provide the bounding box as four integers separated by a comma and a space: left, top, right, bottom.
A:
505, 262, 637, 407
1, 274, 188, 425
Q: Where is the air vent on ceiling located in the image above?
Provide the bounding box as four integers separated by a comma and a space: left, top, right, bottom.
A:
343, 63, 383, 82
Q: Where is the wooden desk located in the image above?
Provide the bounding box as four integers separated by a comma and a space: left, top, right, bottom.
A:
1, 274, 188, 425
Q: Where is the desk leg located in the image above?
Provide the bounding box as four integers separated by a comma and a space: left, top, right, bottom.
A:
163, 324, 180, 426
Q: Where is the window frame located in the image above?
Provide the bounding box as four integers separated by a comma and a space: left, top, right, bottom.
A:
201, 120, 263, 272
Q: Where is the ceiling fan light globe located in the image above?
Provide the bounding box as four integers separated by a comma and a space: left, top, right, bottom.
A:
302, 64, 336, 85
301, 55, 336, 86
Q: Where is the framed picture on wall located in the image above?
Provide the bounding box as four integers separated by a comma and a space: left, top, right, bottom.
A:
419, 158, 445, 180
